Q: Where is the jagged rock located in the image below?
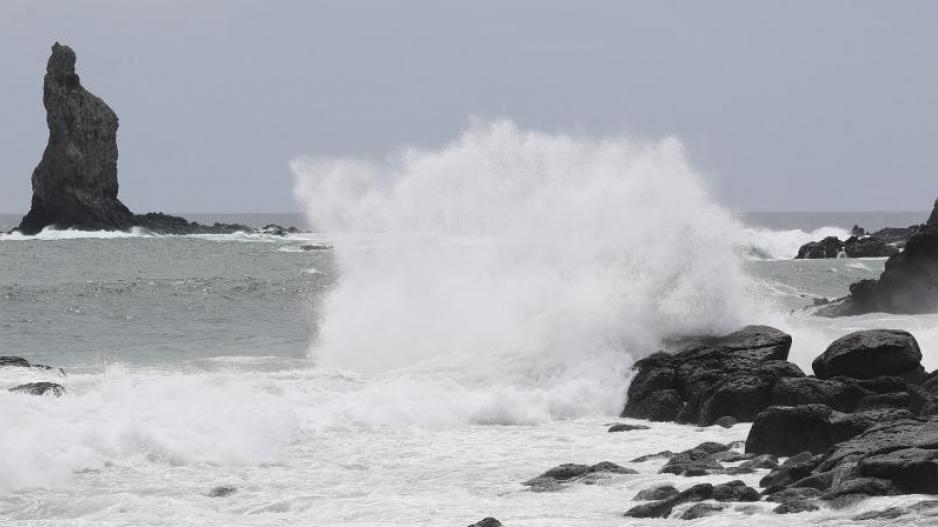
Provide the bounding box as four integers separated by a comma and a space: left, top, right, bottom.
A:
14, 43, 264, 236
607, 423, 649, 432
712, 480, 760, 501
633, 485, 679, 501
765, 487, 822, 503
759, 451, 819, 489
630, 450, 673, 463
17, 43, 133, 234
714, 416, 738, 428
523, 461, 635, 491
844, 236, 898, 258
679, 503, 723, 520
622, 326, 799, 426
817, 198, 938, 316
467, 518, 502, 527
741, 454, 779, 469
659, 442, 729, 476
9, 382, 65, 397
262, 224, 287, 236
812, 330, 923, 383
624, 484, 713, 519
796, 236, 844, 259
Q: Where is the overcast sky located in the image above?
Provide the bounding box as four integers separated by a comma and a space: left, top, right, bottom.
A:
1, 0, 936, 213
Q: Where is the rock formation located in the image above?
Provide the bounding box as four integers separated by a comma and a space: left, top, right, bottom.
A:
17, 43, 134, 234
14, 43, 271, 236
818, 198, 938, 315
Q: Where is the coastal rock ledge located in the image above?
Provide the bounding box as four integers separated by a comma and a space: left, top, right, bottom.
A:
14, 43, 252, 235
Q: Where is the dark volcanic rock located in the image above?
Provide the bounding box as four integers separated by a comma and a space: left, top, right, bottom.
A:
9, 382, 65, 397
622, 326, 798, 426
467, 518, 502, 527
0, 356, 31, 368
844, 236, 898, 258
796, 236, 844, 259
523, 461, 636, 490
659, 442, 730, 476
633, 485, 679, 501
607, 423, 650, 433
680, 503, 723, 520
812, 330, 923, 382
712, 480, 760, 501
624, 483, 713, 519
17, 43, 133, 235
765, 487, 822, 503
817, 198, 938, 316
14, 43, 266, 236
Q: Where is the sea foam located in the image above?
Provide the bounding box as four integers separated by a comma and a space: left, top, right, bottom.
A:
292, 119, 754, 419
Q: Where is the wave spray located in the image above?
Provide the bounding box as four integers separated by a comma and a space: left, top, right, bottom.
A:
293, 120, 750, 421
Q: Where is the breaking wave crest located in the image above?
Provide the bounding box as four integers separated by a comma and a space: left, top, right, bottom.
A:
292, 120, 754, 419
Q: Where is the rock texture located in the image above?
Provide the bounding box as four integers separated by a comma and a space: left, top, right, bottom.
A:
621, 326, 802, 426
14, 43, 275, 236
812, 330, 923, 382
817, 198, 938, 316
17, 43, 133, 234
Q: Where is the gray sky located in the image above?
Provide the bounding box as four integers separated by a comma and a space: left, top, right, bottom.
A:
1, 0, 936, 213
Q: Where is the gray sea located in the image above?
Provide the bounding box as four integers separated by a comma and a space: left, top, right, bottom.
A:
2, 209, 938, 526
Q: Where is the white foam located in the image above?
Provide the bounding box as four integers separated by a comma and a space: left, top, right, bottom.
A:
740, 225, 851, 260
292, 119, 754, 422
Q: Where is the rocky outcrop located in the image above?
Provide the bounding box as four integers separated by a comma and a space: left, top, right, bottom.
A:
796, 236, 844, 259
17, 43, 133, 234
13, 43, 280, 236
817, 198, 938, 316
522, 461, 636, 491
812, 330, 923, 382
621, 326, 802, 426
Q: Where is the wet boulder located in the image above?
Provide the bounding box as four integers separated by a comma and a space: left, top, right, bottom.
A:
624, 483, 713, 519
633, 485, 679, 501
523, 461, 636, 491
812, 330, 923, 383
796, 236, 843, 259
844, 236, 898, 258
680, 503, 723, 520
623, 326, 798, 426
9, 382, 65, 397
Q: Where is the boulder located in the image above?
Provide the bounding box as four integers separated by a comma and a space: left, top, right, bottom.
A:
607, 423, 649, 432
13, 44, 267, 236
9, 382, 65, 397
523, 461, 635, 491
624, 483, 713, 519
467, 519, 502, 527
812, 330, 923, 382
796, 236, 844, 259
623, 326, 798, 426
712, 480, 760, 502
633, 485, 679, 501
844, 236, 898, 258
679, 503, 723, 520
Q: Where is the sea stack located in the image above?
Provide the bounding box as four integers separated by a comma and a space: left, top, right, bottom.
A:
818, 197, 938, 316
17, 42, 134, 234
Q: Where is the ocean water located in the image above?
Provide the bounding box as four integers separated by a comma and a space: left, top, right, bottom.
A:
3, 122, 938, 526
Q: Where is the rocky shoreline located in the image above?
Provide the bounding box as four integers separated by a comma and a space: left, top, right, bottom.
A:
466, 325, 938, 525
